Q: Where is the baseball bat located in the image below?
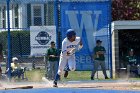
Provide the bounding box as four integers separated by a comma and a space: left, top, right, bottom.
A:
5, 85, 33, 90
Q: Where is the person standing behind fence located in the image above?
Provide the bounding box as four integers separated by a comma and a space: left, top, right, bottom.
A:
46, 41, 59, 80
91, 40, 109, 80
0, 43, 3, 79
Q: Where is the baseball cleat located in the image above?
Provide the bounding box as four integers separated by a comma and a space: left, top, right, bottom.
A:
105, 77, 109, 79
53, 81, 58, 87
91, 77, 94, 80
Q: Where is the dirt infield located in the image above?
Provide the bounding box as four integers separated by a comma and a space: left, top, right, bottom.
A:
0, 80, 140, 91
58, 80, 140, 90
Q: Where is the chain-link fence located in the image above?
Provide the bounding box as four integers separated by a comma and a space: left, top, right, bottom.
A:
0, 0, 112, 78
0, 0, 57, 69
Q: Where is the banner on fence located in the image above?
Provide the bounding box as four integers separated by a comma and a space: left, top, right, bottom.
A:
60, 1, 111, 70
30, 26, 56, 56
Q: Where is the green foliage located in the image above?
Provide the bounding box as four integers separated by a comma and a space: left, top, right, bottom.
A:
0, 31, 30, 56
112, 0, 140, 20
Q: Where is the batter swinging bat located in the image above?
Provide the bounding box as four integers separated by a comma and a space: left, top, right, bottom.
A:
5, 85, 33, 90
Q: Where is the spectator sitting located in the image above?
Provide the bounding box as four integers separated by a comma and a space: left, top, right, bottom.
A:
125, 49, 140, 77
11, 57, 24, 80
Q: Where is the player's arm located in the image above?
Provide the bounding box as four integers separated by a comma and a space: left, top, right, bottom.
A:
61, 41, 68, 56
79, 39, 83, 49
54, 49, 60, 58
46, 49, 51, 58
67, 48, 76, 56
46, 51, 55, 58
76, 38, 83, 51
67, 38, 83, 56
93, 47, 97, 59
61, 40, 74, 56
98, 47, 106, 54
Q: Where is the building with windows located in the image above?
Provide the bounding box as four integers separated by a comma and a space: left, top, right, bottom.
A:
0, 0, 54, 30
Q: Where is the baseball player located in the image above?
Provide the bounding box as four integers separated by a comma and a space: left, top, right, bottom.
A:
125, 49, 140, 77
53, 29, 83, 87
46, 41, 59, 80
91, 40, 109, 80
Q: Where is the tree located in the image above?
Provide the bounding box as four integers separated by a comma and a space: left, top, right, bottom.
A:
112, 0, 140, 21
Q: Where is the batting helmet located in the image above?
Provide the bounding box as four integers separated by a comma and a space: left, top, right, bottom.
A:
66, 29, 76, 38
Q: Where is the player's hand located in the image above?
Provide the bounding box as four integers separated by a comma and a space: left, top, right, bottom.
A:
98, 51, 105, 54
78, 45, 83, 50
69, 48, 76, 53
67, 52, 71, 56
67, 48, 76, 56
96, 52, 100, 55
49, 55, 55, 57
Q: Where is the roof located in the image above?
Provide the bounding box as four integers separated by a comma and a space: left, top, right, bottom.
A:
112, 20, 140, 30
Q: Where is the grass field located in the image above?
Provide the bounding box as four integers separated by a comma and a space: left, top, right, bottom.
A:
25, 69, 91, 82
25, 69, 140, 82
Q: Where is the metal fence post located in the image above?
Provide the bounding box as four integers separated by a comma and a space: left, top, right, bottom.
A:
6, 0, 11, 80
109, 0, 113, 79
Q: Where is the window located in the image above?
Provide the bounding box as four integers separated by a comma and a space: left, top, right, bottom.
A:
31, 4, 44, 26
0, 6, 6, 28
12, 4, 19, 28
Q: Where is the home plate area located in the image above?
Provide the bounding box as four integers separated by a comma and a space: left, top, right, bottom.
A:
0, 79, 140, 93
53, 79, 140, 90
42, 77, 135, 89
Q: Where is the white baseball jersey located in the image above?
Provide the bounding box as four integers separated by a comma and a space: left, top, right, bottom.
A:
57, 37, 81, 75
61, 37, 80, 57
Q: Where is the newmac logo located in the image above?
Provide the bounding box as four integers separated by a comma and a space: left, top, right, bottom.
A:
35, 31, 51, 45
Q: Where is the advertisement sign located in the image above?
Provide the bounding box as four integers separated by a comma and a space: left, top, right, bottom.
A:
30, 26, 56, 56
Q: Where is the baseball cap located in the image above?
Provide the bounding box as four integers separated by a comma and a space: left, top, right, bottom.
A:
51, 41, 55, 44
96, 40, 102, 43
